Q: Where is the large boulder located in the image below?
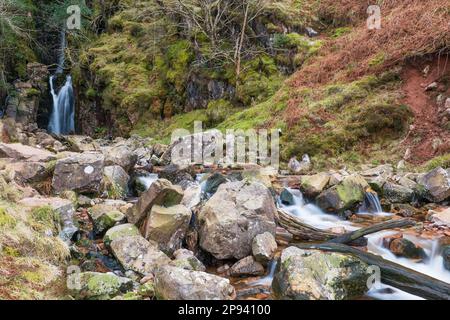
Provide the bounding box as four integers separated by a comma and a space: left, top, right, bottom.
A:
142, 204, 192, 255
126, 179, 183, 226
429, 207, 450, 227
67, 272, 133, 300
104, 145, 137, 172
198, 181, 277, 260
272, 247, 370, 300
418, 167, 450, 202
252, 232, 278, 264
103, 223, 140, 245
316, 174, 369, 213
52, 152, 104, 194
0, 143, 56, 162
110, 235, 171, 275
382, 182, 414, 203
154, 266, 235, 300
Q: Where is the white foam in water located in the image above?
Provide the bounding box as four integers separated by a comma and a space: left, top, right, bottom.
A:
279, 188, 357, 231
138, 174, 159, 190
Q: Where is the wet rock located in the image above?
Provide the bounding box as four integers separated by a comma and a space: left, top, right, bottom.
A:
154, 266, 235, 300
110, 235, 171, 275
300, 172, 330, 197
0, 143, 56, 162
67, 272, 133, 300
418, 167, 450, 202
103, 223, 140, 245
203, 172, 228, 195
126, 179, 183, 226
198, 181, 277, 260
104, 145, 137, 172
272, 247, 369, 300
170, 249, 206, 271
316, 174, 369, 213
230, 256, 265, 277
142, 204, 192, 255
102, 165, 129, 199
279, 188, 302, 206
442, 246, 450, 271
382, 182, 414, 203
52, 152, 104, 195
388, 238, 427, 260
252, 232, 277, 264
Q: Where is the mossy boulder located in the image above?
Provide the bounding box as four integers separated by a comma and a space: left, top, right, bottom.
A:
68, 272, 133, 300
103, 223, 140, 245
316, 174, 369, 213
272, 247, 370, 300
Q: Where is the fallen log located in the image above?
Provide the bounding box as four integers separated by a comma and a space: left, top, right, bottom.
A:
277, 209, 415, 246
292, 242, 450, 300
327, 218, 416, 245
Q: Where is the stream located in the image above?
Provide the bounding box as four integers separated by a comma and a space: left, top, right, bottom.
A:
134, 175, 449, 300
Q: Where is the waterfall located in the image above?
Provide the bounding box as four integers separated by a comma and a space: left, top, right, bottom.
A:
47, 30, 75, 135
358, 191, 390, 216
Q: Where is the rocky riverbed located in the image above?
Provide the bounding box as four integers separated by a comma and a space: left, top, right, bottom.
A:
0, 126, 449, 300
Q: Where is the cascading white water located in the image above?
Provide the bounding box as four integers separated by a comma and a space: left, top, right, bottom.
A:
137, 173, 159, 191
48, 75, 75, 134
48, 30, 75, 135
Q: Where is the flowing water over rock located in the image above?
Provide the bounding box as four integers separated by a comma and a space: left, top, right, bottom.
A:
137, 173, 159, 191
48, 31, 75, 135
48, 75, 75, 134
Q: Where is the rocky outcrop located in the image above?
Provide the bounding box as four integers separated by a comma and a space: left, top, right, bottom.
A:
142, 204, 192, 255
52, 152, 105, 194
110, 235, 171, 275
272, 247, 370, 300
154, 266, 235, 300
198, 181, 277, 260
126, 179, 183, 226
